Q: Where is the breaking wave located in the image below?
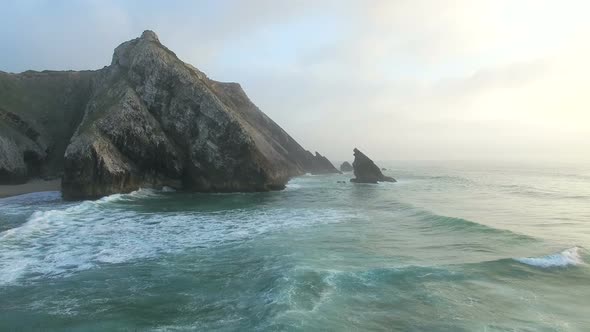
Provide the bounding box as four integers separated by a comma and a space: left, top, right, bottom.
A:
515, 247, 585, 268
0, 189, 353, 286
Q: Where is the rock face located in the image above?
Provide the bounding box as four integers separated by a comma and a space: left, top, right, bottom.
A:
350, 148, 396, 183
340, 161, 353, 172
0, 71, 93, 184
1, 30, 340, 199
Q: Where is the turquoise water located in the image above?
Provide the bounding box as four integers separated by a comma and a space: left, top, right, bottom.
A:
1, 161, 589, 331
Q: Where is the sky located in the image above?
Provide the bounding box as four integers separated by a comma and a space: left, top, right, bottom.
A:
1, 0, 589, 162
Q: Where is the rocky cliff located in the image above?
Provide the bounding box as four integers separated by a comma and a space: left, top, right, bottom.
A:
0, 30, 339, 199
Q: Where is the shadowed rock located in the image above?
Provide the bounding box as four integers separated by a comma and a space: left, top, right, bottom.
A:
0, 72, 93, 184
350, 148, 396, 183
340, 161, 353, 172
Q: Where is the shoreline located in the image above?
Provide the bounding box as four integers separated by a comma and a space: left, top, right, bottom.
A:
0, 179, 61, 199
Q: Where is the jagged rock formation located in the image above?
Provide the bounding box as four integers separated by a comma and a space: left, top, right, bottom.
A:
305, 151, 341, 174
340, 161, 353, 172
350, 148, 396, 183
0, 30, 339, 198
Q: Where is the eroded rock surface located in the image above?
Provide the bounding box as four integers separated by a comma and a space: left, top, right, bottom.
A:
0, 71, 93, 183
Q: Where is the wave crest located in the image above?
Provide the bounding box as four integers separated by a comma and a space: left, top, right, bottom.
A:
0, 196, 351, 285
515, 247, 584, 268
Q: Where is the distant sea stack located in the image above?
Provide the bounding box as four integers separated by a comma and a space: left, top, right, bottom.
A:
340, 161, 353, 172
350, 148, 396, 183
0, 30, 340, 199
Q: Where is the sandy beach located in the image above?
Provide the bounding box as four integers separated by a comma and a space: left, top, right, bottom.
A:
0, 179, 61, 199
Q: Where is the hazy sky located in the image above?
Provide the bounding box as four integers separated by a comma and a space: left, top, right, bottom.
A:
2, 0, 589, 162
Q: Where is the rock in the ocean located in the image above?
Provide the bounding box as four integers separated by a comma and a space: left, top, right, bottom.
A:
350, 148, 396, 183
340, 161, 353, 172
1, 30, 338, 198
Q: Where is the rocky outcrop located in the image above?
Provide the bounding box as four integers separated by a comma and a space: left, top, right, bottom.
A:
1, 30, 338, 198
340, 161, 353, 172
350, 148, 396, 183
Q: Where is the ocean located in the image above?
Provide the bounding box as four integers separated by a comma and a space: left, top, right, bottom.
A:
0, 161, 589, 331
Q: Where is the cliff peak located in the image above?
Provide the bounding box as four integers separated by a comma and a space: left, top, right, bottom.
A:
111, 30, 174, 67
140, 30, 159, 42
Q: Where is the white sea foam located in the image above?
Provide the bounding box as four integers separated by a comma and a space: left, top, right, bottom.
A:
162, 186, 176, 192
285, 183, 302, 190
127, 188, 160, 198
515, 247, 584, 268
98, 188, 159, 203
0, 194, 351, 285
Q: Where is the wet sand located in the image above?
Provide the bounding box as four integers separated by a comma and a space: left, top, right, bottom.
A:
0, 179, 61, 198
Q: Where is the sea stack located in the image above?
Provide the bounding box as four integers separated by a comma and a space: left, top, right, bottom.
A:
340, 161, 353, 172
0, 30, 339, 199
350, 148, 396, 183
